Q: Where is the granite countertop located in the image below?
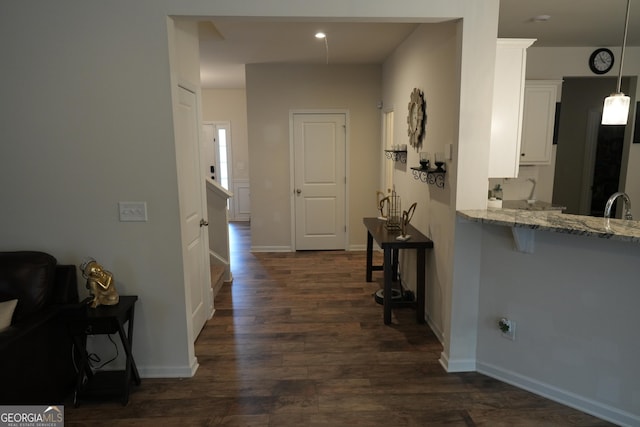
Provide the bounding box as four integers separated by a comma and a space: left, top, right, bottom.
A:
501, 200, 565, 211
457, 208, 640, 243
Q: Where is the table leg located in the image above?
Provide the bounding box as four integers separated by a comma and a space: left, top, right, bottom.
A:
392, 248, 399, 281
117, 307, 140, 405
126, 305, 141, 385
366, 231, 373, 282
383, 248, 393, 324
72, 335, 92, 407
416, 247, 426, 323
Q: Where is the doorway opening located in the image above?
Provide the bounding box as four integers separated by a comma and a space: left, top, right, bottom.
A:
203, 122, 233, 210
552, 76, 635, 216
214, 123, 230, 191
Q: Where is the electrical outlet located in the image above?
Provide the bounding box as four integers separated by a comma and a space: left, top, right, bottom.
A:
499, 317, 516, 341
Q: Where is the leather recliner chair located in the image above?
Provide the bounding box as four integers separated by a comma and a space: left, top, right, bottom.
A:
0, 251, 79, 404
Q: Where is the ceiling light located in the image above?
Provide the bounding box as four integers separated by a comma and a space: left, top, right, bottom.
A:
602, 0, 631, 125
532, 14, 551, 22
315, 32, 329, 64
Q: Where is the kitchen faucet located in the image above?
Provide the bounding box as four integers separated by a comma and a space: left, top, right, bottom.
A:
604, 192, 633, 220
527, 178, 537, 201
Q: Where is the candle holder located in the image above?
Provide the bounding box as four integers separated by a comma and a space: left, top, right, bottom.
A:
434, 152, 445, 172
419, 152, 430, 169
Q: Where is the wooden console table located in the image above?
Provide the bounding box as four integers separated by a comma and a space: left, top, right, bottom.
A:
363, 217, 434, 324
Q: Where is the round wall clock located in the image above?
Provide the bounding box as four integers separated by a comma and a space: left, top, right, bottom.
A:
588, 48, 614, 74
407, 88, 425, 148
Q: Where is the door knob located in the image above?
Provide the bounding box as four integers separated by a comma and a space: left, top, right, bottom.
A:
296, 189, 302, 194
200, 219, 209, 227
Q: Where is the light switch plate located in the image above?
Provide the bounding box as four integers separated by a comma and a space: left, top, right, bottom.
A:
119, 201, 148, 222
445, 143, 453, 160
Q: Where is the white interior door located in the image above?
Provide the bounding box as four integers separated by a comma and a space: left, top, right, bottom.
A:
175, 85, 210, 341
293, 113, 346, 250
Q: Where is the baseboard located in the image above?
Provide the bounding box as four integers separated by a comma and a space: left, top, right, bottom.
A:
348, 244, 367, 251
439, 352, 476, 372
426, 315, 444, 343
212, 276, 225, 297
209, 288, 215, 318
136, 360, 199, 378
477, 361, 639, 427
250, 246, 292, 252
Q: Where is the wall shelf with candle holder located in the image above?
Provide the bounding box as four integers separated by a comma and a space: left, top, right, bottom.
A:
384, 145, 407, 163
410, 167, 446, 188
411, 151, 446, 188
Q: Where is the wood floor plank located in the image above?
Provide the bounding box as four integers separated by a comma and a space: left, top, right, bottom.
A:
65, 222, 614, 426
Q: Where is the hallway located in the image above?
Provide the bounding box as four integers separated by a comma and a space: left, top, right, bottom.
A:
66, 222, 611, 426
192, 222, 610, 426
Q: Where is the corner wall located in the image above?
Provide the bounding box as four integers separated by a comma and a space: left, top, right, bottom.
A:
381, 22, 459, 343
0, 2, 195, 377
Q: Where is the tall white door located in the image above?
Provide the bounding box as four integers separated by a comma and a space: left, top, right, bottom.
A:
175, 85, 210, 341
293, 113, 346, 250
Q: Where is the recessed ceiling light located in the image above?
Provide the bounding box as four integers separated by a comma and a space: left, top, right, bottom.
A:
315, 32, 326, 39
532, 14, 551, 22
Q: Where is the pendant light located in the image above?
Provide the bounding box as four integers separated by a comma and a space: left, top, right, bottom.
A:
602, 0, 631, 125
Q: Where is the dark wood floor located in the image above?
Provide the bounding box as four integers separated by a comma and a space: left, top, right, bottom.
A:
66, 222, 612, 426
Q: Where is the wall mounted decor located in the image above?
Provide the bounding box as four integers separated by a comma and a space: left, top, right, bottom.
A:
407, 88, 425, 149
588, 48, 614, 75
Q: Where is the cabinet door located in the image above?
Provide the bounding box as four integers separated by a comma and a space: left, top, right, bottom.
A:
520, 82, 559, 165
488, 39, 535, 178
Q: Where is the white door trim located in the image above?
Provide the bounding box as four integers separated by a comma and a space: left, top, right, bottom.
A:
289, 109, 350, 251
175, 81, 212, 343
381, 108, 395, 193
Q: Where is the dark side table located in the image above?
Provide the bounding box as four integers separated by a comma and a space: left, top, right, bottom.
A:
363, 218, 434, 325
70, 295, 140, 406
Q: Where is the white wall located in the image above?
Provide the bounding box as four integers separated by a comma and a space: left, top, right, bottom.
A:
475, 223, 640, 426
0, 2, 198, 377
382, 22, 458, 346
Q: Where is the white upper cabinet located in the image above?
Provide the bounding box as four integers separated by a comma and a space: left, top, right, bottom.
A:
520, 80, 561, 165
488, 39, 535, 178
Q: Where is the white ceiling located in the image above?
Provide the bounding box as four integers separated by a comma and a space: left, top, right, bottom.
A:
199, 0, 640, 89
